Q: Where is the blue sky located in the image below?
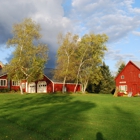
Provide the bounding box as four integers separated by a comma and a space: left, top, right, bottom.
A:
0, 0, 140, 74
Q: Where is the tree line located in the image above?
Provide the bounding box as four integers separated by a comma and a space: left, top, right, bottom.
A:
4, 18, 125, 94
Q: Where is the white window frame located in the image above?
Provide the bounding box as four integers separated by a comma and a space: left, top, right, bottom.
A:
0, 79, 7, 86
12, 81, 20, 86
121, 75, 124, 79
119, 85, 127, 93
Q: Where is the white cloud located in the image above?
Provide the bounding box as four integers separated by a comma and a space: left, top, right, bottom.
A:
1, 0, 140, 68
1, 0, 140, 47
132, 31, 140, 36
71, 0, 140, 42
105, 47, 136, 61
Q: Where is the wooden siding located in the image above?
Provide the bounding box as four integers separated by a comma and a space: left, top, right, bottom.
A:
0, 75, 8, 89
0, 72, 81, 93
115, 61, 140, 96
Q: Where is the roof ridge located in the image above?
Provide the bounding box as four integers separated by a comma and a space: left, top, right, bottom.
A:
131, 61, 140, 69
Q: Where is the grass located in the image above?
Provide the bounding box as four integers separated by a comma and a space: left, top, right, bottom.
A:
0, 93, 140, 140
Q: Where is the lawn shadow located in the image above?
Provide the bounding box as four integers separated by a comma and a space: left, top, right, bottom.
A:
0, 94, 96, 139
0, 94, 73, 109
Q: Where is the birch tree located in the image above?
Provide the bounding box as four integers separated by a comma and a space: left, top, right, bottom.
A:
54, 32, 79, 92
74, 33, 108, 93
55, 32, 108, 93
4, 18, 48, 94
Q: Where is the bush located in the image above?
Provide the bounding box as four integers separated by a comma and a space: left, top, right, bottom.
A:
0, 88, 10, 93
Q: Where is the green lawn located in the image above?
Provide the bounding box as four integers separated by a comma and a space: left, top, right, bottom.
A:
0, 93, 140, 140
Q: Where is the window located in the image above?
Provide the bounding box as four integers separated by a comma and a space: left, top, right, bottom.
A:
12, 81, 20, 86
0, 79, 7, 86
119, 85, 127, 93
138, 74, 140, 78
121, 75, 124, 79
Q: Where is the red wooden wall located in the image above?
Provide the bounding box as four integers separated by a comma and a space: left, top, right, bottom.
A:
0, 74, 81, 93
0, 75, 8, 89
53, 83, 81, 92
115, 61, 140, 96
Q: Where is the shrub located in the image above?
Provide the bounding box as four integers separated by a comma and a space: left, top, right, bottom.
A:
0, 88, 10, 93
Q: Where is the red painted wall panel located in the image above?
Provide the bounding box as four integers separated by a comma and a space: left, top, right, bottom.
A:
54, 83, 63, 92
115, 61, 140, 96
10, 80, 27, 92
65, 84, 81, 92
0, 75, 8, 89
54, 83, 81, 92
43, 76, 53, 93
0, 73, 81, 93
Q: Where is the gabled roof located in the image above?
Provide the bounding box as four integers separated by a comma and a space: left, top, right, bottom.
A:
0, 67, 60, 82
131, 61, 140, 69
43, 68, 75, 83
0, 68, 7, 77
0, 62, 7, 77
43, 68, 63, 83
115, 60, 140, 80
43, 68, 54, 80
0, 66, 68, 83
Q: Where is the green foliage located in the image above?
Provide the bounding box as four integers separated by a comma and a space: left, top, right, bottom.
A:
4, 18, 48, 94
54, 32, 79, 83
0, 94, 140, 140
55, 32, 108, 93
74, 33, 108, 93
0, 88, 10, 93
88, 62, 115, 94
117, 62, 125, 75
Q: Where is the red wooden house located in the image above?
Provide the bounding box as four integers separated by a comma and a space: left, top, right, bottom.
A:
0, 62, 81, 93
115, 61, 140, 97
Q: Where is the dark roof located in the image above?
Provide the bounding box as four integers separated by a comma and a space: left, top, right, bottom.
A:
43, 68, 54, 79
0, 67, 63, 83
0, 68, 7, 77
43, 68, 63, 82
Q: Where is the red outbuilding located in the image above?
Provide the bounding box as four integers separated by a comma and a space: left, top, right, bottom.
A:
0, 62, 81, 93
115, 61, 140, 97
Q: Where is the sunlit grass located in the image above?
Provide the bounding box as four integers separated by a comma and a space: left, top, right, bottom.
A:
0, 93, 140, 140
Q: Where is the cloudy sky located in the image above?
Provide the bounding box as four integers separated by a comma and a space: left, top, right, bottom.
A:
0, 0, 140, 73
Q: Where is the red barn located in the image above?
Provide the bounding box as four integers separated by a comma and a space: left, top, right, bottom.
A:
0, 62, 81, 93
115, 61, 140, 97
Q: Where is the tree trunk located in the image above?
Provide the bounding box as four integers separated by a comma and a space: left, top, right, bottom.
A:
62, 52, 70, 93
74, 63, 82, 93
74, 47, 88, 93
62, 76, 66, 93
82, 80, 88, 93
19, 82, 23, 94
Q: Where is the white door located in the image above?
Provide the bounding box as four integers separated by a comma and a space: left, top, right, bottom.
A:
37, 81, 47, 93
28, 82, 36, 93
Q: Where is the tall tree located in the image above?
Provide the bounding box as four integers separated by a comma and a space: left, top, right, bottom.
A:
115, 60, 125, 75
90, 62, 115, 94
117, 62, 125, 75
4, 18, 48, 94
55, 33, 108, 93
54, 32, 79, 92
74, 33, 108, 93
